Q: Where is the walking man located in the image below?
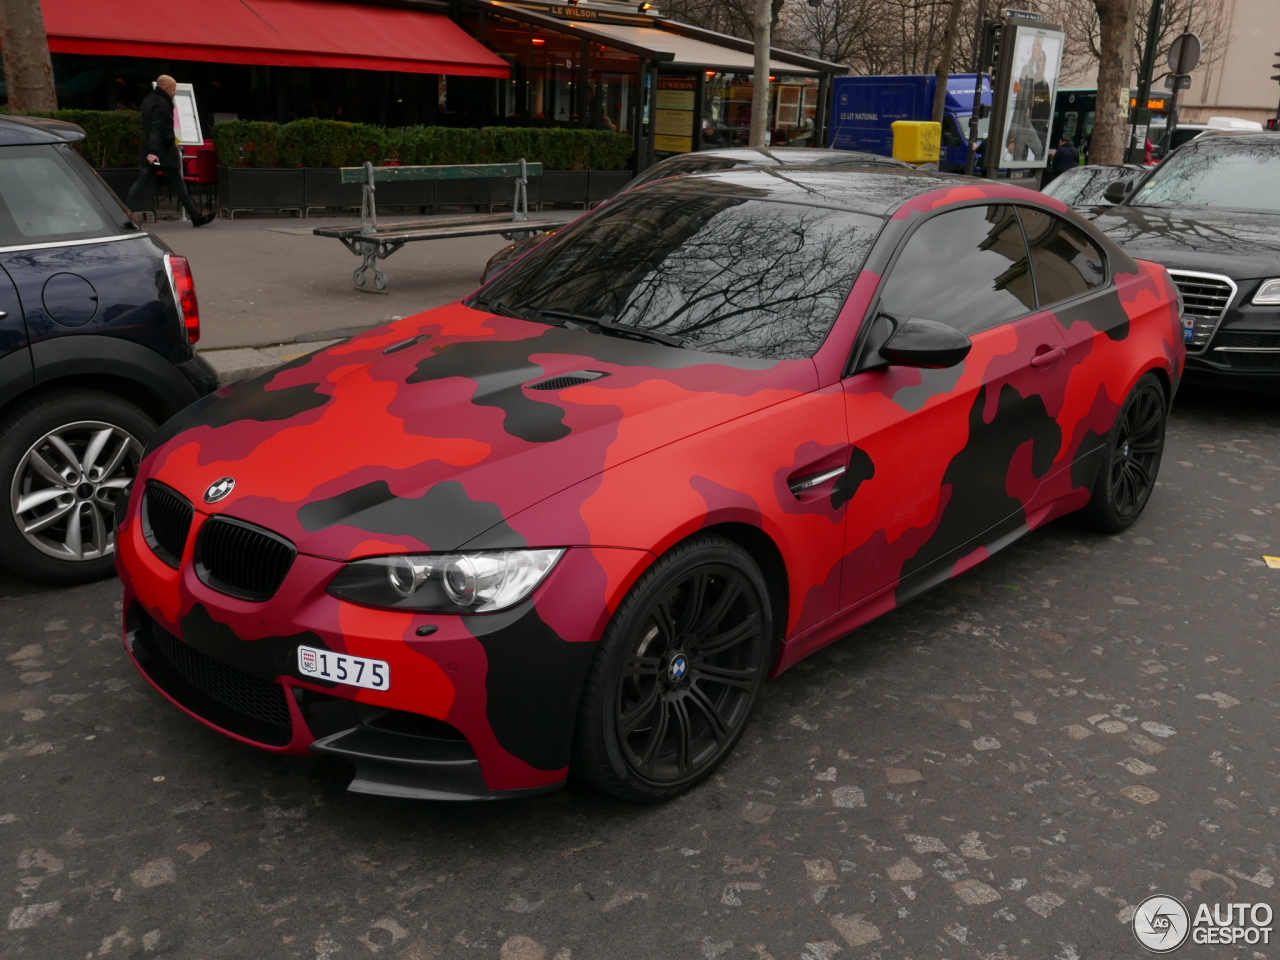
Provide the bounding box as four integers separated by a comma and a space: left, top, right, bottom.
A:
1043, 135, 1080, 186
125, 75, 214, 226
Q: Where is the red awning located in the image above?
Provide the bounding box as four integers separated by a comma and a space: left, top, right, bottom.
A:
43, 0, 510, 78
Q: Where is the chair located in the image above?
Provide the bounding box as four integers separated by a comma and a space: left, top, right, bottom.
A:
183, 140, 218, 213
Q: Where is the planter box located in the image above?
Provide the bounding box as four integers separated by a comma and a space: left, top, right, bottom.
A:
434, 178, 491, 212
303, 168, 362, 210
539, 171, 589, 208
588, 171, 632, 204
374, 178, 436, 209
96, 167, 155, 212
218, 167, 304, 217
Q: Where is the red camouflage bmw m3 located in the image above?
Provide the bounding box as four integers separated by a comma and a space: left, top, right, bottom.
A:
117, 168, 1185, 802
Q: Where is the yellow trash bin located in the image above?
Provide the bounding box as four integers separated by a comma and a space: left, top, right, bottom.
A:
891, 121, 942, 165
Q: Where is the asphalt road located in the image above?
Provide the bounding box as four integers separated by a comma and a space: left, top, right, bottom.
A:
150, 215, 555, 350
1, 383, 1276, 960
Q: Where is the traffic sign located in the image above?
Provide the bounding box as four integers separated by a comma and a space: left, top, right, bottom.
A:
1167, 33, 1202, 73
1003, 9, 1042, 20
1163, 74, 1192, 91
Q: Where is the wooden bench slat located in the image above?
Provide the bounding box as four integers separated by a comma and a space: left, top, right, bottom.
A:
339, 162, 543, 184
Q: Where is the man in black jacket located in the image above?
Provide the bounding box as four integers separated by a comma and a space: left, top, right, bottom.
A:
124, 75, 213, 226
1043, 136, 1080, 185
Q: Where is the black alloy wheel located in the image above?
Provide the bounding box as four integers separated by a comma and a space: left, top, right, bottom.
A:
1075, 373, 1166, 533
574, 535, 772, 801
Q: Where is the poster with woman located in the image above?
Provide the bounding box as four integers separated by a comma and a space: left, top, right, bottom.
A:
999, 25, 1064, 168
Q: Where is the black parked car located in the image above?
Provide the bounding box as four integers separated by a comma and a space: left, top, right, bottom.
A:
1041, 164, 1146, 208
1090, 132, 1280, 390
482, 147, 910, 282
0, 116, 217, 584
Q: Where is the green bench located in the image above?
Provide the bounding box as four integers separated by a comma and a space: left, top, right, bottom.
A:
313, 159, 571, 293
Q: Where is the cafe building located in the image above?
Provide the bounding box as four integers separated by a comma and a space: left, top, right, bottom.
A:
36, 0, 846, 171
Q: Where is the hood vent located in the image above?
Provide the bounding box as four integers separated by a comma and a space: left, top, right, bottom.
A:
527, 370, 609, 391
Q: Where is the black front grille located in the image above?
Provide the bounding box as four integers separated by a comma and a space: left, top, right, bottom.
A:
142, 482, 193, 568
1222, 351, 1280, 370
1168, 271, 1235, 354
196, 517, 296, 602
145, 617, 292, 734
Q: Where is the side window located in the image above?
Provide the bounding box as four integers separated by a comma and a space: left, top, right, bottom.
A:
941, 115, 963, 148
877, 204, 1036, 336
1017, 207, 1106, 306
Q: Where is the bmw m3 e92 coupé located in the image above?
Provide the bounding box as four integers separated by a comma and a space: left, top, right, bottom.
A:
117, 167, 1184, 802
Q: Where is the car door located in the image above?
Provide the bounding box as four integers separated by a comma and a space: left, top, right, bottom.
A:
839, 202, 1068, 609
1012, 204, 1114, 491
0, 262, 31, 403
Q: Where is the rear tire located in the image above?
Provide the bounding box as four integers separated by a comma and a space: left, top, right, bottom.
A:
573, 535, 773, 802
0, 390, 154, 585
1072, 373, 1166, 533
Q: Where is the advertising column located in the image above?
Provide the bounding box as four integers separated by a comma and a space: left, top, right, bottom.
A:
985, 20, 1065, 178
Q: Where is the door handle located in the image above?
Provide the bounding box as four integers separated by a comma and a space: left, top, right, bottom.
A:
1030, 345, 1066, 367
788, 464, 846, 496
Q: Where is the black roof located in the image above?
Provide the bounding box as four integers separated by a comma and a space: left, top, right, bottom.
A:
634, 165, 988, 217
0, 115, 86, 147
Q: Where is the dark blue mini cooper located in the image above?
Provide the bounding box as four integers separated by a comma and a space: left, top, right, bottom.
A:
0, 115, 217, 584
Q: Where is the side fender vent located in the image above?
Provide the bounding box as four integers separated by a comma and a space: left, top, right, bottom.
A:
527, 370, 609, 391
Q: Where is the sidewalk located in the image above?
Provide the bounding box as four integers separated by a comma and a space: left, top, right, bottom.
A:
148, 210, 570, 383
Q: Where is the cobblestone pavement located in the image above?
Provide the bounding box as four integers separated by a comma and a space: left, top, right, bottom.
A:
1, 384, 1276, 960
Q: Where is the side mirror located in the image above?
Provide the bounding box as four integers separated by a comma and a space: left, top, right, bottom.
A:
879, 316, 972, 369
1103, 179, 1134, 204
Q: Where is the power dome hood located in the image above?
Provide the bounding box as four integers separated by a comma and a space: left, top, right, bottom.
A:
142, 305, 816, 561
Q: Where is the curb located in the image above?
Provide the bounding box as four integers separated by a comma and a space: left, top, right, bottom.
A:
199, 339, 342, 387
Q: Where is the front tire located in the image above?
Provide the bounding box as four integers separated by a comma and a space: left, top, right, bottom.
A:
1073, 373, 1166, 533
0, 390, 154, 585
573, 535, 773, 802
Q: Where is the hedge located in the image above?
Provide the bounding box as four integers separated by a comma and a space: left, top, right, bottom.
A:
214, 119, 633, 170
2, 110, 634, 171
5, 109, 141, 168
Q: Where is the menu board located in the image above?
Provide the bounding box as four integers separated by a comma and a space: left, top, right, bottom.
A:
654, 76, 696, 154
173, 82, 204, 146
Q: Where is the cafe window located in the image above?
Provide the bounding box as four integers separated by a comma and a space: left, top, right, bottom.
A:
699, 72, 819, 151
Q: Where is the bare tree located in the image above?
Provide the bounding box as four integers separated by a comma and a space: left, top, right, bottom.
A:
1043, 0, 1227, 84
1089, 0, 1137, 164
931, 0, 966, 122
1, 0, 57, 113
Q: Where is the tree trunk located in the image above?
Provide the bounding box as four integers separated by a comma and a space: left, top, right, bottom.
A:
931, 0, 965, 124
1, 0, 58, 114
1090, 0, 1137, 165
749, 0, 771, 149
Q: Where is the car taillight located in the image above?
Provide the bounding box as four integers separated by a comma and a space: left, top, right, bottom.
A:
166, 254, 200, 343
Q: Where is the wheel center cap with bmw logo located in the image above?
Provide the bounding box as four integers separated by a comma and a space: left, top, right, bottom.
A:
204, 477, 235, 503
668, 653, 688, 683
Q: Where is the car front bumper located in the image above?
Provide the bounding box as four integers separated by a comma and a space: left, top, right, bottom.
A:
117, 503, 646, 799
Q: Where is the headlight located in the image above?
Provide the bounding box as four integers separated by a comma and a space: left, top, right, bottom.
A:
1253, 279, 1280, 305
327, 549, 564, 613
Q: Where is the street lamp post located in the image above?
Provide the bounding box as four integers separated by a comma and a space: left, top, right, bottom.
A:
1125, 0, 1164, 165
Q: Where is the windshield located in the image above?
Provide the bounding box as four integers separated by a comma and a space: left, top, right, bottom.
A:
476, 191, 882, 361
1129, 138, 1280, 212
1042, 167, 1133, 206
955, 115, 991, 140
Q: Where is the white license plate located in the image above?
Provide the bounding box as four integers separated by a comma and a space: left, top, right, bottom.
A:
297, 645, 390, 691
